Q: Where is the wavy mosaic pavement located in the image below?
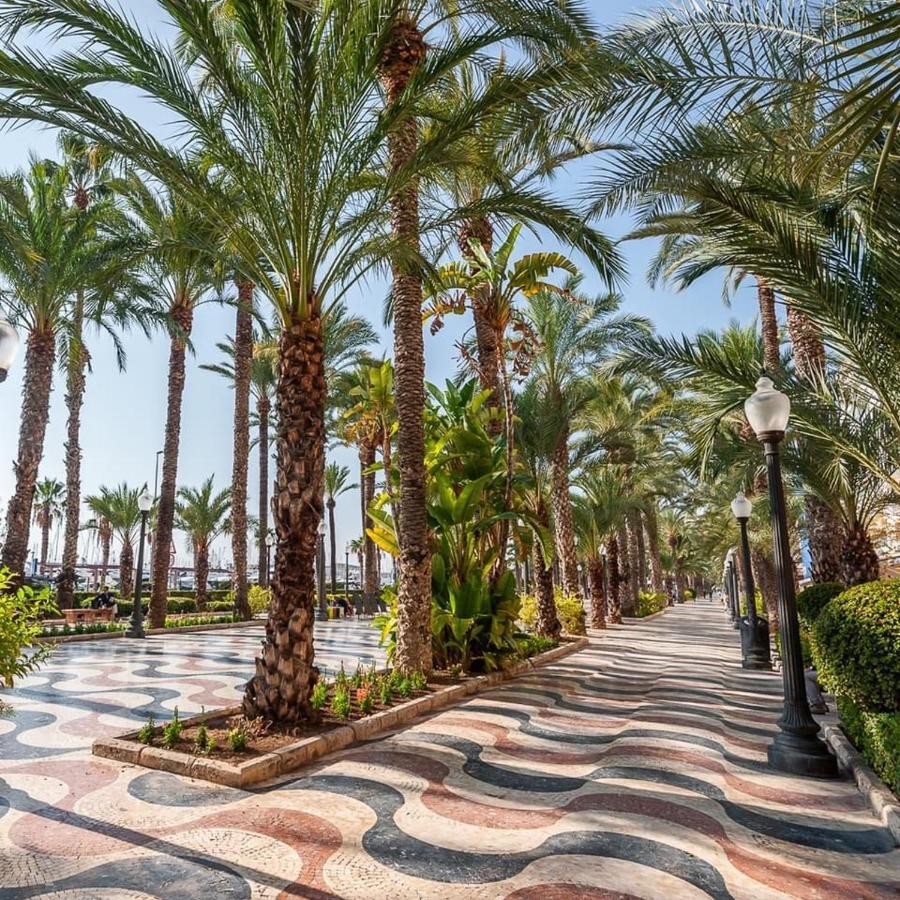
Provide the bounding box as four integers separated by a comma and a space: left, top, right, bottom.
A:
1, 607, 897, 899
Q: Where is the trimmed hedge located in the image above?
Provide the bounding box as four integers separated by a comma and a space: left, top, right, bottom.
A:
837, 696, 900, 794
811, 580, 900, 712
519, 590, 586, 636
796, 581, 843, 629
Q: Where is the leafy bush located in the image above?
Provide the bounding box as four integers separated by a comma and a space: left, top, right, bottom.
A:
1, 568, 58, 687
137, 714, 156, 745
162, 708, 183, 749
683, 588, 695, 601
205, 600, 233, 613
636, 591, 667, 618
520, 635, 557, 658
379, 677, 392, 705
248, 585, 270, 615
356, 685, 374, 714
837, 696, 900, 794
163, 614, 235, 629
310, 680, 328, 711
331, 684, 351, 719
796, 582, 843, 628
227, 724, 249, 752
811, 580, 900, 712
519, 590, 586, 636
166, 598, 198, 614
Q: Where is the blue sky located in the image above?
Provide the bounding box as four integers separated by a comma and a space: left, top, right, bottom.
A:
0, 0, 757, 571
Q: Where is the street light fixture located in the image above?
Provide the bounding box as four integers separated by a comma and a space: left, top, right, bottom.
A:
731, 491, 772, 670
317, 519, 326, 619
0, 316, 20, 382
724, 548, 739, 626
126, 488, 153, 639
745, 377, 837, 778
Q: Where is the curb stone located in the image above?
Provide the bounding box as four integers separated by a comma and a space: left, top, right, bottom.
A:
823, 722, 900, 846
93, 636, 589, 788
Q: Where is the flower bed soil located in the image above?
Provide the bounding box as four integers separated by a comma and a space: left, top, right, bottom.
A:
94, 636, 589, 787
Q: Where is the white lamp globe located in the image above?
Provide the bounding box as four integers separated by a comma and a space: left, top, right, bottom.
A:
744, 376, 791, 436
138, 489, 152, 513
0, 317, 20, 381
731, 491, 753, 520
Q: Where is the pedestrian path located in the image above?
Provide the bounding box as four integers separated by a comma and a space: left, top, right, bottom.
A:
1, 606, 897, 898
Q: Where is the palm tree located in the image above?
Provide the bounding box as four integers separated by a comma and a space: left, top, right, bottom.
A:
0, 158, 129, 580
174, 477, 231, 608
84, 484, 144, 602
523, 277, 650, 597
32, 478, 65, 572
120, 174, 220, 627
324, 463, 354, 591
56, 133, 119, 609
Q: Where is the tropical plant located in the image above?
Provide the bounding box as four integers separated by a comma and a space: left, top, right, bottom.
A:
324, 463, 354, 591
0, 158, 137, 579
0, 566, 57, 691
174, 477, 231, 608
32, 477, 65, 571
84, 483, 145, 602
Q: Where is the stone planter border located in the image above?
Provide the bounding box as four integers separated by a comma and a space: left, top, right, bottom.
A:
93, 636, 589, 787
822, 722, 900, 846
42, 618, 259, 644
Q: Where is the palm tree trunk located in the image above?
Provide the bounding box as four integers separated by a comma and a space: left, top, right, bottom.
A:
58, 300, 87, 609
550, 431, 580, 596
257, 395, 270, 587
616, 523, 633, 616
635, 510, 647, 588
243, 317, 325, 723
120, 539, 134, 602
327, 497, 337, 591
361, 442, 379, 611
644, 505, 665, 593
380, 16, 432, 675
196, 540, 209, 609
757, 278, 780, 375
39, 509, 50, 570
2, 327, 56, 579
99, 521, 111, 588
588, 554, 606, 629
459, 218, 502, 433
625, 510, 641, 614
231, 280, 253, 620
606, 536, 622, 624
751, 547, 779, 634
532, 534, 560, 638
841, 520, 880, 587
786, 306, 845, 583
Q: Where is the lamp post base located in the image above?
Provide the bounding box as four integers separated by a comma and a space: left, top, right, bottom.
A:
767, 731, 838, 778
739, 618, 772, 669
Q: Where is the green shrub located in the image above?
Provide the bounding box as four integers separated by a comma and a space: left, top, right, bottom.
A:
683, 588, 695, 601
636, 591, 667, 618
520, 635, 557, 658
205, 600, 233, 613
166, 598, 198, 614
331, 684, 351, 719
248, 585, 270, 615
837, 696, 900, 794
812, 580, 900, 712
796, 582, 844, 628
227, 724, 249, 752
379, 677, 392, 706
0, 569, 58, 687
310, 680, 328, 711
137, 714, 156, 745
162, 708, 183, 749
518, 590, 586, 636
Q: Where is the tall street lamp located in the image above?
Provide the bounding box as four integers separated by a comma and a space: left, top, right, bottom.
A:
344, 542, 351, 598
0, 316, 20, 383
317, 520, 326, 619
745, 377, 837, 778
724, 549, 737, 625
731, 491, 772, 669
126, 489, 153, 639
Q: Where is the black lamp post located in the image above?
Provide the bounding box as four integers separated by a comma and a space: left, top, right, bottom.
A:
745, 377, 837, 778
731, 491, 772, 669
344, 542, 350, 597
724, 550, 737, 625
0, 315, 20, 383
126, 489, 152, 639
317, 520, 326, 619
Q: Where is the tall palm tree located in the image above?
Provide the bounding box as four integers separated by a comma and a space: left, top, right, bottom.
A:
523, 277, 650, 597
120, 174, 220, 627
174, 477, 231, 608
0, 158, 130, 580
55, 133, 118, 609
324, 463, 354, 590
32, 477, 65, 572
84, 484, 144, 602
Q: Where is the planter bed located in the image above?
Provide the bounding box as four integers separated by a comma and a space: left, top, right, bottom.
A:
93, 636, 589, 787
42, 617, 257, 644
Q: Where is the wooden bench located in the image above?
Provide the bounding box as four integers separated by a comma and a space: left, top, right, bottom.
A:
64, 607, 115, 626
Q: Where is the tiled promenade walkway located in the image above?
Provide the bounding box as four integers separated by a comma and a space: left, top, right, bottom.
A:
1, 606, 898, 898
